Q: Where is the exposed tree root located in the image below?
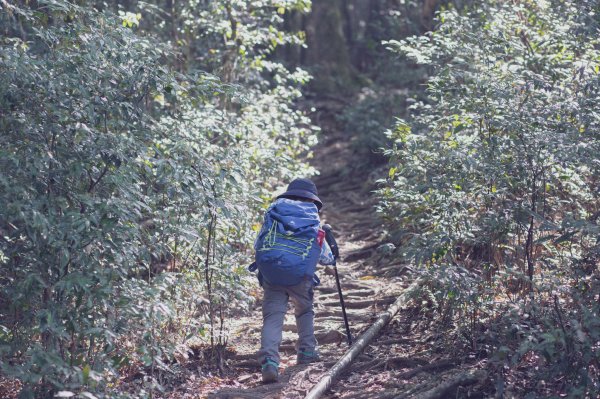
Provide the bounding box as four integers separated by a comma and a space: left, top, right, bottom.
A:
413, 370, 487, 399
339, 391, 380, 399
344, 247, 376, 262
349, 356, 427, 373
375, 337, 413, 345
231, 360, 259, 369
321, 296, 395, 309
397, 358, 457, 380
383, 369, 487, 399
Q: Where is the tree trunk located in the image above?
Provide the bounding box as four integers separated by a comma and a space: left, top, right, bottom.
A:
304, 0, 356, 93
421, 0, 439, 30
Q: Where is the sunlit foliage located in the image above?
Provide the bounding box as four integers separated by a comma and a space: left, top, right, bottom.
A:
0, 0, 316, 397
380, 0, 600, 395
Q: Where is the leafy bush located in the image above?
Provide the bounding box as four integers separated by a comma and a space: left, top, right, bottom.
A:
0, 0, 316, 397
380, 0, 600, 395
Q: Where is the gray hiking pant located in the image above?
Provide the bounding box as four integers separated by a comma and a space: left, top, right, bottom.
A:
257, 277, 317, 365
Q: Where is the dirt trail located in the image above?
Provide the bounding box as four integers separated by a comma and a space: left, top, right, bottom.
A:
162, 105, 486, 398
196, 106, 409, 398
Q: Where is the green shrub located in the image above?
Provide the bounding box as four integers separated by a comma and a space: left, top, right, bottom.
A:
0, 1, 316, 396
380, 0, 600, 395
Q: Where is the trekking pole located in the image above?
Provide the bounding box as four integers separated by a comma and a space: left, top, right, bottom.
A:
322, 224, 352, 346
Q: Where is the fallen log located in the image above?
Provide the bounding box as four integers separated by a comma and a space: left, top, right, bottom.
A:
304, 279, 420, 399
343, 248, 374, 263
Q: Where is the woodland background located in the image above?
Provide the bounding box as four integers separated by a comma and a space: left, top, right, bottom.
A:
0, 0, 599, 397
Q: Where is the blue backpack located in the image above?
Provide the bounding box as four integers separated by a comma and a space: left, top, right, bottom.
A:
254, 199, 322, 286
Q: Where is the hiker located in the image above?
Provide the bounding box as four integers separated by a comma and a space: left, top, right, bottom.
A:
250, 178, 335, 383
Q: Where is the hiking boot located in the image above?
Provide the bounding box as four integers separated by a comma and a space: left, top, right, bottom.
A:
261, 358, 279, 383
297, 349, 320, 365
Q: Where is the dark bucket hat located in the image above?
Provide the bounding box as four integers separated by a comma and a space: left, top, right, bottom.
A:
277, 178, 323, 210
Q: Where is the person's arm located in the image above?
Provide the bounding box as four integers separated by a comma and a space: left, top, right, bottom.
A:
319, 240, 335, 265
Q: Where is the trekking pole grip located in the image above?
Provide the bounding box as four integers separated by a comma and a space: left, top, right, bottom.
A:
322, 224, 340, 259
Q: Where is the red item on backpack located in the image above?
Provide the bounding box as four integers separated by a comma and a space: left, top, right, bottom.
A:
317, 229, 325, 248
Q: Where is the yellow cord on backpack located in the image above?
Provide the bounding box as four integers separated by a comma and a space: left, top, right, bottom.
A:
258, 220, 314, 259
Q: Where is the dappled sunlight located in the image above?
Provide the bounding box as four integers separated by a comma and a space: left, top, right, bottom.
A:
1, 0, 598, 398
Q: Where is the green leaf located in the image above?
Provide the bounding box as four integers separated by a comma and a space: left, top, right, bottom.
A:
389, 167, 397, 179
82, 364, 90, 384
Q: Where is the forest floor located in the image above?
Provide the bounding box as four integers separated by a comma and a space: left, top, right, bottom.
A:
136, 103, 493, 399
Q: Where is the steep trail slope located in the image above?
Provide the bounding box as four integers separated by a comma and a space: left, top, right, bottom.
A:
305, 111, 489, 399
306, 112, 489, 399
196, 105, 408, 399
157, 104, 489, 399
